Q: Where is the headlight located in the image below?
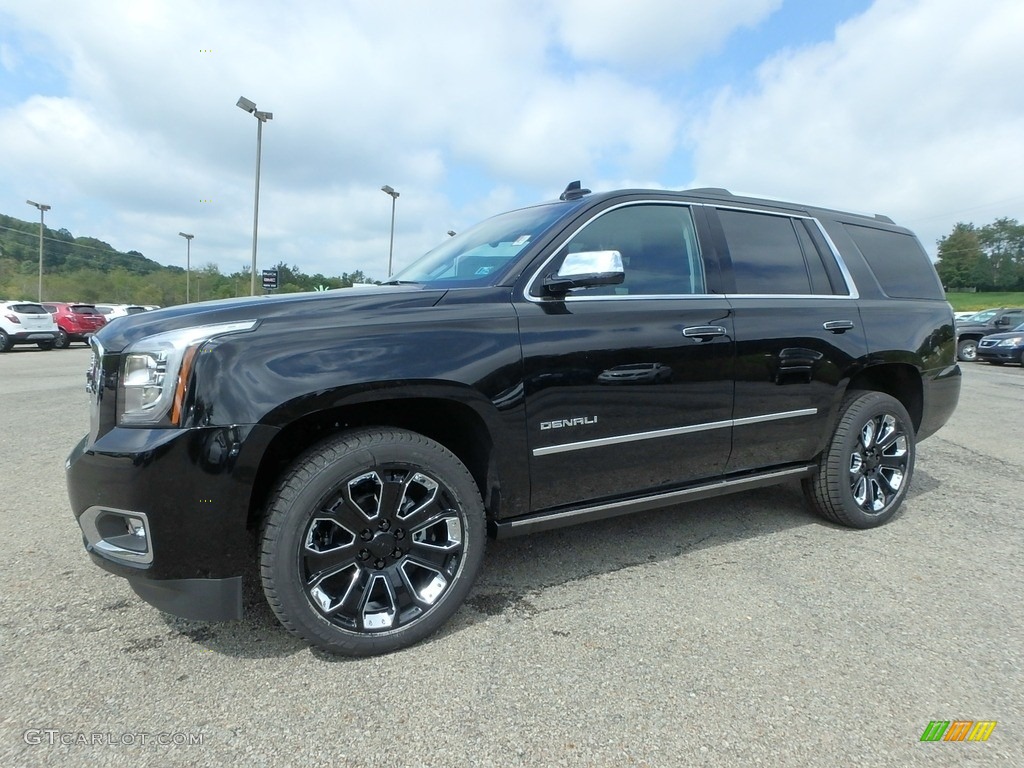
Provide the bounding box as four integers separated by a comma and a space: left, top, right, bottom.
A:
997, 336, 1024, 346
118, 320, 257, 426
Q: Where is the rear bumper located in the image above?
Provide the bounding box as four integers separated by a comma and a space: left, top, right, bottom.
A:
8, 330, 57, 342
918, 364, 961, 442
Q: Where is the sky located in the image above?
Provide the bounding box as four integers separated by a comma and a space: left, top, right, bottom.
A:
1, 0, 1022, 282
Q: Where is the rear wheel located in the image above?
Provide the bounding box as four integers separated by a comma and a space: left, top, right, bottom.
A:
956, 338, 978, 362
803, 391, 915, 529
37, 341, 55, 351
54, 329, 70, 349
260, 428, 486, 656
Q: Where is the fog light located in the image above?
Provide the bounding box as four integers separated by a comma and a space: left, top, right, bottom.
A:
79, 507, 154, 565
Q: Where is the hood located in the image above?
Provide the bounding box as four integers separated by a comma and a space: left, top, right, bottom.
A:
94, 284, 446, 352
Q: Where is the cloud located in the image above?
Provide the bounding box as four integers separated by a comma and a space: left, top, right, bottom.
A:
688, 0, 1024, 251
552, 0, 782, 72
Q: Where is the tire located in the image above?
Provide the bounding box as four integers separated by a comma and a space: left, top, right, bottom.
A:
54, 329, 70, 349
37, 341, 55, 351
0, 330, 11, 353
803, 391, 915, 529
260, 428, 486, 656
956, 338, 978, 362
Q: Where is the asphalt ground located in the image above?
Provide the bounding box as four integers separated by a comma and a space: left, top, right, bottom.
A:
0, 346, 1020, 767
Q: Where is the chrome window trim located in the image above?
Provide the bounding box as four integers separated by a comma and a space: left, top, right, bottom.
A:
522, 199, 860, 303
533, 407, 817, 457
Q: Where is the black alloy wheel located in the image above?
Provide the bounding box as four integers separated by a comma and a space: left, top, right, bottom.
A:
803, 391, 915, 529
54, 329, 69, 349
260, 428, 485, 656
0, 330, 11, 353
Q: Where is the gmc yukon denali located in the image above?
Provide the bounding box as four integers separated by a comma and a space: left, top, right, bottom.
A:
67, 183, 961, 655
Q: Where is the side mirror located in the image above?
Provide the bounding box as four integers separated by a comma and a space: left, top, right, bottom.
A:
543, 250, 625, 295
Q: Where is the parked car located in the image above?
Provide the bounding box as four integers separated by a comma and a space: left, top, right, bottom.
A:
67, 182, 960, 656
42, 302, 107, 348
0, 300, 59, 352
976, 322, 1024, 366
954, 307, 1024, 361
94, 304, 149, 321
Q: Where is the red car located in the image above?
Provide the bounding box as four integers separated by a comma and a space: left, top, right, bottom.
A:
42, 302, 107, 348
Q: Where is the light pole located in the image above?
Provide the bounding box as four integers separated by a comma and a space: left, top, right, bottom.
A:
237, 96, 272, 295
26, 200, 50, 301
178, 232, 194, 303
381, 185, 399, 277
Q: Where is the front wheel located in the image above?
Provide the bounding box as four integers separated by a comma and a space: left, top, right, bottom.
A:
260, 428, 486, 656
0, 330, 11, 353
956, 338, 978, 362
803, 391, 915, 528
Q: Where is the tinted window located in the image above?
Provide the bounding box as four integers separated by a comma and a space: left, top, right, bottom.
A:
563, 204, 705, 295
10, 303, 48, 314
71, 305, 99, 315
718, 209, 817, 295
844, 224, 943, 299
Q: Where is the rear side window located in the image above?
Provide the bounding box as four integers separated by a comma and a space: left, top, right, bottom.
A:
843, 224, 943, 299
717, 209, 837, 295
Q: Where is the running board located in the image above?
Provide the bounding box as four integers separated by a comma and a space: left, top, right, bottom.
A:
491, 464, 817, 539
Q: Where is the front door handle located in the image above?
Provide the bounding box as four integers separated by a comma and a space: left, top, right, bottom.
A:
682, 325, 727, 340
822, 320, 855, 334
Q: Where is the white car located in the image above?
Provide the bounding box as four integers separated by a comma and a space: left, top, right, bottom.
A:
0, 300, 60, 352
94, 304, 150, 320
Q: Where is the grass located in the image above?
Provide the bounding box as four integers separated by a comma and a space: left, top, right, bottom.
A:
945, 292, 1024, 312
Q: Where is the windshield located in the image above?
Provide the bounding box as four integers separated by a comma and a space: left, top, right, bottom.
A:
387, 202, 575, 286
963, 309, 998, 323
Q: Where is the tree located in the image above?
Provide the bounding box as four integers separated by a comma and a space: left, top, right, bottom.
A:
936, 223, 983, 290
978, 218, 1024, 290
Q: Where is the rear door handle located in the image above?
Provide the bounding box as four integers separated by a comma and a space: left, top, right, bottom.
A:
822, 320, 855, 333
682, 325, 727, 340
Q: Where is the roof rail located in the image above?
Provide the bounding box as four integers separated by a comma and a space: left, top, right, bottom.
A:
683, 187, 733, 196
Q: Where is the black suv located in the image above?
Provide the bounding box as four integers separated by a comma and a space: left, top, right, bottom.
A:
67, 184, 961, 655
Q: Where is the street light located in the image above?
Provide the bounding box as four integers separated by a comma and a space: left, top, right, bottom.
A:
178, 232, 194, 303
237, 96, 273, 295
26, 200, 50, 301
381, 185, 399, 277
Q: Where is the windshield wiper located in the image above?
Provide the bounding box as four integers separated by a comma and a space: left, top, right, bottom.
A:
381, 279, 421, 286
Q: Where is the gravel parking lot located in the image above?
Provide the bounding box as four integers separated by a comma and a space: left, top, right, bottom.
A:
1, 347, 1021, 767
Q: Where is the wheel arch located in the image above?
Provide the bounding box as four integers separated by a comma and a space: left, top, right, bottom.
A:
246, 389, 509, 533
845, 362, 924, 433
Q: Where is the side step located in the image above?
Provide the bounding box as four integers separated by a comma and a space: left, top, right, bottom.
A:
490, 464, 816, 538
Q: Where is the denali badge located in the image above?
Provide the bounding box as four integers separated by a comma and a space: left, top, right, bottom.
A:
540, 416, 597, 430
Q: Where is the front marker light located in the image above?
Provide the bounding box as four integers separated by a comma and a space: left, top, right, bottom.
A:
119, 320, 257, 426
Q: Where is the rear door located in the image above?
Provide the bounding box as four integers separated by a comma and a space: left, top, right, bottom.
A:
516, 201, 735, 512
705, 206, 868, 471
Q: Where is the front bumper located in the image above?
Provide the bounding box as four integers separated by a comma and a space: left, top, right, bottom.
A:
67, 422, 279, 621
977, 345, 1023, 364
